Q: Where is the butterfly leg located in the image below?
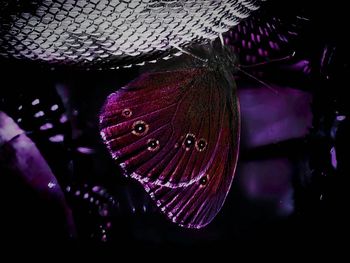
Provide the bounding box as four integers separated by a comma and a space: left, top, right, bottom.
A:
219, 32, 225, 47
170, 44, 208, 63
240, 51, 296, 68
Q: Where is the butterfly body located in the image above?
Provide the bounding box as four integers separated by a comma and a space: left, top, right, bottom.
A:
100, 45, 240, 228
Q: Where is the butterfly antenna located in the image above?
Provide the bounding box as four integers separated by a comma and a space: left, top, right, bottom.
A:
236, 66, 279, 95
240, 51, 296, 68
171, 44, 208, 63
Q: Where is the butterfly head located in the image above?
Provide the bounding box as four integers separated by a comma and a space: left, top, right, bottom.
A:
214, 48, 238, 71
197, 42, 239, 73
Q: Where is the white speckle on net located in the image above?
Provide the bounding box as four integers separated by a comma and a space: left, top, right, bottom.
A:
34, 111, 45, 118
40, 123, 53, 130
92, 186, 101, 192
60, 114, 68, 123
77, 146, 95, 154
48, 182, 56, 189
51, 104, 59, 111
49, 134, 64, 142
32, 99, 40, 105
336, 115, 346, 121
330, 147, 337, 169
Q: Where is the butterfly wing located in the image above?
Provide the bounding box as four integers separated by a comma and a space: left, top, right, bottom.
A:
145, 107, 239, 228
99, 67, 240, 228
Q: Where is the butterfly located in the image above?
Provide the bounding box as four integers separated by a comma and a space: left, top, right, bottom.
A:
99, 42, 240, 229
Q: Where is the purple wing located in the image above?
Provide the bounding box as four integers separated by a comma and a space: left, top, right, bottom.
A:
99, 68, 240, 228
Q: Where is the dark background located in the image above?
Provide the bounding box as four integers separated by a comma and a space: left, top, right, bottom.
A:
0, 0, 348, 253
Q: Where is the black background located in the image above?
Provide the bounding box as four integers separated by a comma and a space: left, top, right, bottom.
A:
0, 0, 349, 254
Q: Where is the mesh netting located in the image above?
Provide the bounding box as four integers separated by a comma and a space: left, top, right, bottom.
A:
0, 0, 264, 68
